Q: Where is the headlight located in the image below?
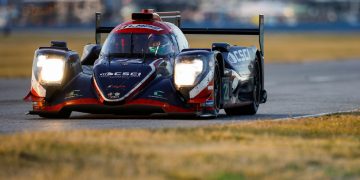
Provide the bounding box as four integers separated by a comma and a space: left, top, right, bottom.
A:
174, 58, 203, 86
36, 55, 65, 85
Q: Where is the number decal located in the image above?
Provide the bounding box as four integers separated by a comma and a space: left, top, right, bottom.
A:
223, 81, 230, 101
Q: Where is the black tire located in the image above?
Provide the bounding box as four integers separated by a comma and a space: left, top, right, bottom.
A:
199, 61, 221, 118
38, 110, 71, 119
225, 59, 261, 115
213, 61, 221, 115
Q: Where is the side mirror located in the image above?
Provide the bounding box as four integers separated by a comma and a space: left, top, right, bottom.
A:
81, 44, 101, 65
212, 43, 231, 52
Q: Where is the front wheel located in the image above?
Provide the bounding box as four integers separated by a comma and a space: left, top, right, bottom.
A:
199, 61, 221, 118
213, 60, 222, 115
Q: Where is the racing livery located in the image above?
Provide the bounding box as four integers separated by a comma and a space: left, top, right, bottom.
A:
24, 9, 267, 118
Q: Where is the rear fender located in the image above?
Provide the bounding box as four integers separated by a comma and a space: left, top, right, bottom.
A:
222, 46, 258, 92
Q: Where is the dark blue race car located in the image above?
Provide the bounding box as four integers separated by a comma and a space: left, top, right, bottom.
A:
24, 9, 267, 118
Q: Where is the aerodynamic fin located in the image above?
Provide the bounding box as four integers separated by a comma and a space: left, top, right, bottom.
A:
181, 15, 265, 57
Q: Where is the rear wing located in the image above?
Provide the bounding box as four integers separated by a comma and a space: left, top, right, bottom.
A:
156, 11, 181, 27
95, 12, 264, 56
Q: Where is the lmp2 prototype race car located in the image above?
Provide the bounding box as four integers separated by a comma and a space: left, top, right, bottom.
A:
24, 9, 267, 118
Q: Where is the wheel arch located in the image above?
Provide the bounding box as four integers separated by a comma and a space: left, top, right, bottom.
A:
214, 51, 225, 78
213, 51, 225, 108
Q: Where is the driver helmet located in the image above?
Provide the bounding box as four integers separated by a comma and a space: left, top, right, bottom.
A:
148, 34, 172, 56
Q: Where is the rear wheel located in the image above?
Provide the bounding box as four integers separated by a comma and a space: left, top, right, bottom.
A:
225, 59, 261, 115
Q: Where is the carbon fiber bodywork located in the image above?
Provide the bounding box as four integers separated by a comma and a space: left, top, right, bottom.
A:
25, 10, 267, 118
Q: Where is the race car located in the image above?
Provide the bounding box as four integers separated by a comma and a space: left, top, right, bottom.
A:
24, 9, 267, 118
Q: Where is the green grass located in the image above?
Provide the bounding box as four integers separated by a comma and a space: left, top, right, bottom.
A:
0, 112, 359, 179
0, 32, 360, 77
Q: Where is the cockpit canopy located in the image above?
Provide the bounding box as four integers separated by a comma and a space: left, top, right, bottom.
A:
100, 33, 177, 58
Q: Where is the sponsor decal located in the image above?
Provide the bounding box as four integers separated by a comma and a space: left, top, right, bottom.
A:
148, 90, 167, 100
65, 90, 82, 99
107, 92, 121, 99
93, 60, 158, 102
122, 24, 163, 31
223, 82, 230, 101
100, 72, 142, 78
107, 85, 126, 89
205, 100, 214, 107
227, 48, 252, 64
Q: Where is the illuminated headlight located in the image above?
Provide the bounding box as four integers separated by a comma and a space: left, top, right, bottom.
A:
174, 59, 203, 86
36, 55, 65, 85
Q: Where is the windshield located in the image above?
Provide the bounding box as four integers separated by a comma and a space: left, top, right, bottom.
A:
101, 33, 176, 58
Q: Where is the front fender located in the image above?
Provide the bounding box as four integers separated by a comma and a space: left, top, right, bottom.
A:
173, 50, 216, 102
28, 42, 82, 101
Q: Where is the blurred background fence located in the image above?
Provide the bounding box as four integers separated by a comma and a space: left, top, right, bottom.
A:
0, 0, 359, 77
1, 0, 360, 31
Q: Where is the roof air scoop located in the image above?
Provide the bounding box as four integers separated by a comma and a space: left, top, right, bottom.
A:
132, 9, 162, 21
141, 9, 154, 13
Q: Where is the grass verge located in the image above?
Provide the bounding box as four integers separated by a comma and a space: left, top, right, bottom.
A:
0, 112, 360, 179
0, 32, 360, 77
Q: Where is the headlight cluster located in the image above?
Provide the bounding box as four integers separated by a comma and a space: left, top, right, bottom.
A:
35, 54, 65, 85
174, 57, 203, 86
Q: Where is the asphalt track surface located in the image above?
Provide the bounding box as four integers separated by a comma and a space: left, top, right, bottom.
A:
0, 60, 359, 133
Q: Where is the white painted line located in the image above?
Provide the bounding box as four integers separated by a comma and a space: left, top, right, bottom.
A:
274, 108, 359, 121
308, 76, 334, 83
